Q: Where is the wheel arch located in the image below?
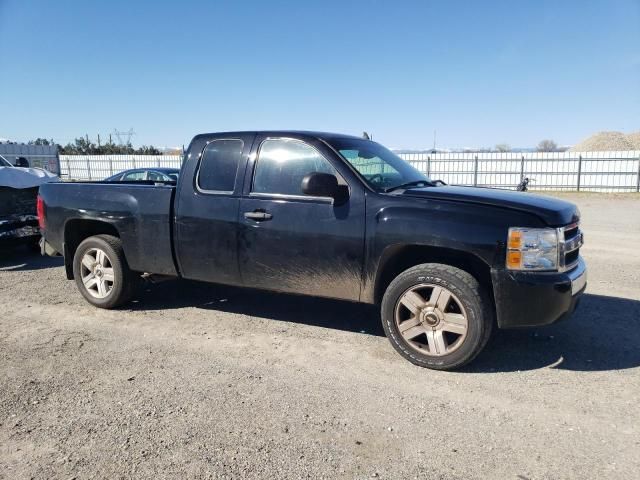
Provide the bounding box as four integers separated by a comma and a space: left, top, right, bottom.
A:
373, 244, 494, 306
63, 219, 120, 279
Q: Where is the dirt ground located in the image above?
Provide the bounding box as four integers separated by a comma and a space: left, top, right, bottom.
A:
1, 193, 639, 479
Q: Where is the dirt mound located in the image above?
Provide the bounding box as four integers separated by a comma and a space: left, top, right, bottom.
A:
626, 131, 640, 149
570, 131, 640, 151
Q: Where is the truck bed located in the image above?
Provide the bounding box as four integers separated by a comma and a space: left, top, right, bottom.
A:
38, 182, 178, 276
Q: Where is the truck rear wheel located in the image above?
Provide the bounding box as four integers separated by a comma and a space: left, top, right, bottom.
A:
72, 235, 139, 309
381, 263, 492, 370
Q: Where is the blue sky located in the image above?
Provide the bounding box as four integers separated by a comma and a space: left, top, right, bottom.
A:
0, 0, 638, 149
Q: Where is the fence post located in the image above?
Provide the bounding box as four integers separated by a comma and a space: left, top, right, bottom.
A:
473, 155, 478, 186
520, 155, 525, 182
66, 158, 71, 179
109, 157, 113, 176
427, 155, 431, 177
157, 156, 161, 168
577, 155, 582, 191
86, 157, 92, 181
132, 156, 136, 169
636, 156, 640, 193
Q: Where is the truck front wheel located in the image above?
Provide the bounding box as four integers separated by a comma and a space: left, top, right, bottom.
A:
72, 235, 138, 309
381, 263, 493, 370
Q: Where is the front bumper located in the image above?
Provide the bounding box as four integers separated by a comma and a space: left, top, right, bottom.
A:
491, 257, 587, 328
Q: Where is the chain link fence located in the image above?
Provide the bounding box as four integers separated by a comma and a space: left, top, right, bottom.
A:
60, 151, 640, 192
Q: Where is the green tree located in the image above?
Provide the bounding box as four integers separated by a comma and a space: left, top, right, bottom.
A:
28, 138, 54, 146
30, 136, 163, 155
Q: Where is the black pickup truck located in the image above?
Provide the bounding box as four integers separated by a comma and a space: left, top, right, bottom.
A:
38, 131, 586, 370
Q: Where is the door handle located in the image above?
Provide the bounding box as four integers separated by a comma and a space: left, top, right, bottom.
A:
244, 210, 273, 221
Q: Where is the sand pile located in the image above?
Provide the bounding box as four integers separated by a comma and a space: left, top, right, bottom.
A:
626, 131, 640, 149
571, 131, 640, 151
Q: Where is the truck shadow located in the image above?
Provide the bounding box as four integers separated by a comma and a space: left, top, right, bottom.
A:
134, 279, 385, 336
0, 246, 64, 271
467, 293, 640, 373
135, 281, 639, 372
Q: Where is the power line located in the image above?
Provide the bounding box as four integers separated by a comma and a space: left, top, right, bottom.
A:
112, 128, 136, 145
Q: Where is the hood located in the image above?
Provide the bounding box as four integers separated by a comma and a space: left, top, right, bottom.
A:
0, 166, 59, 189
398, 185, 579, 226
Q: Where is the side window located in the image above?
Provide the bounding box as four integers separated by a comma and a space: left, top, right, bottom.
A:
252, 138, 338, 196
198, 139, 244, 192
123, 171, 146, 181
148, 171, 164, 181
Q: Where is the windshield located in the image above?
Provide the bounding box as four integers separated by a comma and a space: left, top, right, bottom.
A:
0, 154, 12, 167
328, 138, 430, 191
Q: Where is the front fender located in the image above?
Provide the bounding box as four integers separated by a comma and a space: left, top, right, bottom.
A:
361, 195, 545, 304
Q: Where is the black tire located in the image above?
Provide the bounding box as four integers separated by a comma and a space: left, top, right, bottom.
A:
72, 234, 139, 309
381, 263, 493, 370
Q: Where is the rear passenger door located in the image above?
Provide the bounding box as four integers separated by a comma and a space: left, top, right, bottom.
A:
238, 136, 366, 301
175, 134, 255, 285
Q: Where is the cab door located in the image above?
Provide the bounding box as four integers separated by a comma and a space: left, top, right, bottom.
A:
238, 136, 366, 301
175, 134, 255, 285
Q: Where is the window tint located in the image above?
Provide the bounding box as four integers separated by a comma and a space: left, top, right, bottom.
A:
123, 171, 146, 181
147, 171, 165, 181
252, 138, 337, 196
329, 138, 428, 191
198, 139, 244, 192
339, 148, 402, 188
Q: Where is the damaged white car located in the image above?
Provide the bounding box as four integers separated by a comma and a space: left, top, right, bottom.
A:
0, 154, 58, 248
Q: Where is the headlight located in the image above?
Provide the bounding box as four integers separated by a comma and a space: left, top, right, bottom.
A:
506, 227, 558, 271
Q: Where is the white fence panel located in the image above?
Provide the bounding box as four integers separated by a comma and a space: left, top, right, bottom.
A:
60, 151, 640, 192
398, 151, 640, 192
60, 155, 183, 181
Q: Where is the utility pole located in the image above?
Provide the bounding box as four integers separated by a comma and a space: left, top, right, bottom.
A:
97, 134, 101, 148
113, 128, 136, 146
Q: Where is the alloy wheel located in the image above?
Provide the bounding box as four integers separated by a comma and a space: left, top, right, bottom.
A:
394, 284, 468, 356
80, 248, 115, 299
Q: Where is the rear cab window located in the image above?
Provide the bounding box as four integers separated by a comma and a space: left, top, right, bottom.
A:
197, 139, 245, 193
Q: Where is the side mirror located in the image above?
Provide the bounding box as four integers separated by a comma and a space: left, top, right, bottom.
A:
15, 157, 30, 168
301, 172, 348, 203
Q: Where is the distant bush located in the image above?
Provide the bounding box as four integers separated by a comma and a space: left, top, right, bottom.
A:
536, 139, 558, 152
26, 137, 162, 155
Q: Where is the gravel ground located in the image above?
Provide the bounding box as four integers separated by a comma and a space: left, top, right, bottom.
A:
1, 194, 639, 479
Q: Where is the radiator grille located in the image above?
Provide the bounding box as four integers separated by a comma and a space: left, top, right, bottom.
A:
558, 223, 583, 272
